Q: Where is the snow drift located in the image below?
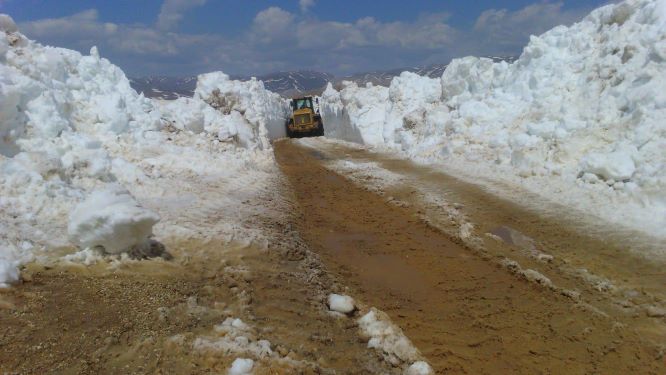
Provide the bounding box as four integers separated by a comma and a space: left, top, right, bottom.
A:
0, 15, 286, 286
321, 0, 666, 237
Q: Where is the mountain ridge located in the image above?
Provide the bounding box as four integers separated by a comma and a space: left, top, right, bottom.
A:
130, 56, 517, 99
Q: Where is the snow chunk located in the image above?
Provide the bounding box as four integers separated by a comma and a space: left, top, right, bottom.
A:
195, 317, 274, 360
215, 317, 250, 332
581, 149, 636, 181
0, 261, 20, 288
0, 14, 17, 33
358, 308, 421, 366
67, 186, 160, 254
328, 293, 355, 314
228, 358, 254, 375
159, 97, 206, 133
405, 361, 434, 375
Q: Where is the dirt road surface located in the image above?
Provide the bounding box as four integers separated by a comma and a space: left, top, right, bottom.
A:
274, 138, 666, 374
0, 175, 397, 374
2, 137, 664, 374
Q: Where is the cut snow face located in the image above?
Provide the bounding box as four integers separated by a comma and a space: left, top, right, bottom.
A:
320, 0, 666, 238
194, 72, 289, 142
67, 186, 160, 254
0, 14, 287, 286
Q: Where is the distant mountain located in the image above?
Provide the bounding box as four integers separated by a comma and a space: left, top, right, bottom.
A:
337, 56, 518, 88
130, 70, 333, 100
130, 56, 517, 99
129, 76, 197, 100
257, 70, 335, 97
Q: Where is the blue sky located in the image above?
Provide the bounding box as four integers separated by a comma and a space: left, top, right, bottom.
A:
1, 0, 612, 77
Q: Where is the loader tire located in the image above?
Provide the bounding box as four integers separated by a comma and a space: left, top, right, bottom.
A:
315, 122, 324, 137
286, 119, 294, 138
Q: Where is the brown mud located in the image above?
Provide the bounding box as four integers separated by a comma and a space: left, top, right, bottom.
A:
0, 213, 394, 373
274, 139, 665, 374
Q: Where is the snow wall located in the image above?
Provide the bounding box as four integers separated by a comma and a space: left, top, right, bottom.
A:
321, 0, 666, 237
0, 15, 287, 286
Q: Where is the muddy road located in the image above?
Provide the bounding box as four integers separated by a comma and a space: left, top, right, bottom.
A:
274, 139, 666, 374
0, 240, 396, 374
0, 177, 397, 374
2, 137, 665, 374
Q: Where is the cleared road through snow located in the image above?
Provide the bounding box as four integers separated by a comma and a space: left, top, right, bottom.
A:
275, 138, 666, 374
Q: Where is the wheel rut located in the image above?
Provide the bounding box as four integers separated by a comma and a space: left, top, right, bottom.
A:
274, 139, 664, 374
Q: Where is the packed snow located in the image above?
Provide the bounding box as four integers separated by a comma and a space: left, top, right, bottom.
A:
228, 358, 254, 375
194, 72, 289, 141
194, 316, 310, 371
194, 317, 273, 359
67, 186, 160, 254
321, 0, 666, 239
327, 293, 356, 314
357, 308, 428, 370
0, 15, 287, 286
405, 361, 434, 375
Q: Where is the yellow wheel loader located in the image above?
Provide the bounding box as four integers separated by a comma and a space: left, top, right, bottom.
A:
286, 96, 324, 138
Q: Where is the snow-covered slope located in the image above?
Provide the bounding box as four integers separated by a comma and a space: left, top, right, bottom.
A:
321, 0, 666, 239
130, 71, 334, 99
130, 76, 197, 100
0, 15, 286, 287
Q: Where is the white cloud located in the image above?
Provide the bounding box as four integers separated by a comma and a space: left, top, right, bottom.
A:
290, 11, 455, 50
156, 0, 206, 31
19, 10, 116, 45
19, 9, 215, 58
299, 0, 315, 13
251, 7, 295, 44
473, 1, 594, 51
15, 2, 598, 76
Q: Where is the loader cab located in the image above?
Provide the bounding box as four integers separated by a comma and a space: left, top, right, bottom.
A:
292, 97, 314, 111
286, 96, 324, 138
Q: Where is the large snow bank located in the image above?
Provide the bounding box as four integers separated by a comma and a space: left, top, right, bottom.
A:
194, 72, 289, 141
0, 15, 286, 286
157, 72, 288, 145
321, 0, 666, 237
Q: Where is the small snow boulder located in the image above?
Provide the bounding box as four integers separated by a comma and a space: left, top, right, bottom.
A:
228, 358, 254, 375
328, 293, 356, 314
405, 361, 434, 375
0, 261, 20, 288
580, 150, 636, 181
0, 14, 18, 33
68, 185, 160, 254
646, 306, 666, 318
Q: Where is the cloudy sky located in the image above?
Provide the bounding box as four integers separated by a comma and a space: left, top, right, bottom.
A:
1, 0, 612, 77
